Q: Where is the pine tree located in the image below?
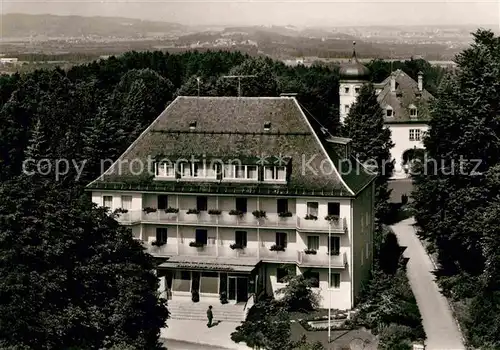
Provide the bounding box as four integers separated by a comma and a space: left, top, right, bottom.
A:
83, 105, 125, 182
342, 83, 394, 221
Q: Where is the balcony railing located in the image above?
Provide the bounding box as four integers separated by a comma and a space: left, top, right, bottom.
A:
140, 240, 347, 268
116, 210, 344, 232
296, 217, 346, 232
297, 251, 346, 268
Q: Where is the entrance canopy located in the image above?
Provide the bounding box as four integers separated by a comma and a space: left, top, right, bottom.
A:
159, 256, 259, 274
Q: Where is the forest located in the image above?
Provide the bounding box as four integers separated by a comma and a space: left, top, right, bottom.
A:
0, 47, 445, 348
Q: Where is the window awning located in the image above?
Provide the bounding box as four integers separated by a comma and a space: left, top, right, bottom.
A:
158, 257, 259, 273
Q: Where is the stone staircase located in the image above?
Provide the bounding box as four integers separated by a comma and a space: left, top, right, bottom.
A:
167, 300, 246, 322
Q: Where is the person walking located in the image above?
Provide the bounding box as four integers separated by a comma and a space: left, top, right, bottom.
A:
207, 305, 213, 327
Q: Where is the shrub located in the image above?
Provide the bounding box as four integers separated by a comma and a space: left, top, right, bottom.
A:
304, 249, 317, 255
378, 324, 415, 350
305, 214, 317, 220
186, 208, 200, 214
270, 244, 285, 251
208, 209, 221, 215
164, 207, 179, 213
278, 211, 293, 217
252, 210, 266, 218
230, 243, 244, 250
276, 273, 320, 312
229, 209, 243, 216
142, 207, 157, 214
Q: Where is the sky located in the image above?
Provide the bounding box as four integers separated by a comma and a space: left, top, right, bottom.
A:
1, 0, 499, 27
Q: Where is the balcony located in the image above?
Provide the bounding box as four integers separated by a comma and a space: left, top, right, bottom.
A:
258, 247, 298, 263
116, 210, 297, 229
297, 251, 347, 268
296, 217, 347, 233
140, 240, 347, 268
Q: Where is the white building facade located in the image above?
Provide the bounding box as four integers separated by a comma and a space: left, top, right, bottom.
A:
87, 96, 376, 311
339, 46, 434, 178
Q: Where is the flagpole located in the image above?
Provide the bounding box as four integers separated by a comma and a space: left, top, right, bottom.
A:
328, 221, 331, 343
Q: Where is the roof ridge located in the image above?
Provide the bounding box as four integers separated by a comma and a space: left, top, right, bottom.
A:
178, 96, 293, 100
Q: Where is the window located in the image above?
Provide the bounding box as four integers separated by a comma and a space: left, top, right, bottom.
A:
173, 271, 191, 292
235, 231, 247, 247
354, 87, 360, 94
247, 166, 258, 179
330, 273, 340, 288
223, 165, 258, 180
307, 236, 319, 251
236, 198, 247, 213
277, 267, 289, 283
277, 198, 288, 213
366, 242, 369, 259
345, 105, 350, 114
344, 87, 350, 94
304, 271, 320, 288
156, 228, 168, 244
264, 166, 286, 181
329, 236, 340, 255
235, 165, 246, 179
328, 202, 340, 216
409, 129, 421, 141
195, 229, 208, 245
181, 163, 216, 178
121, 195, 132, 210
276, 232, 287, 248
361, 248, 364, 265
200, 272, 218, 293
409, 107, 417, 118
386, 107, 393, 117
157, 195, 168, 210
156, 162, 175, 177
197, 196, 208, 211
103, 196, 113, 208
307, 202, 318, 216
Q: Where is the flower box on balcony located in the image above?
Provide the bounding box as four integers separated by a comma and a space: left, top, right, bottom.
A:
304, 249, 317, 255
187, 209, 200, 215
305, 214, 318, 220
270, 244, 285, 252
328, 250, 340, 256
208, 209, 222, 215
115, 208, 129, 214
189, 241, 205, 248
151, 240, 165, 247
325, 215, 339, 222
278, 211, 293, 218
164, 207, 179, 213
229, 210, 243, 216
252, 210, 266, 218
230, 243, 244, 250
143, 207, 157, 214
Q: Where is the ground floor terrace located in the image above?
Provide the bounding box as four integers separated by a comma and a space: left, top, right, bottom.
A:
156, 256, 351, 309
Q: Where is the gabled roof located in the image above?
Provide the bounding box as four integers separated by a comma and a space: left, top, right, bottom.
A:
375, 69, 434, 124
87, 96, 375, 197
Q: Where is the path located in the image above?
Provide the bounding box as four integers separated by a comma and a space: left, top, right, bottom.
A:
161, 319, 252, 350
391, 218, 465, 350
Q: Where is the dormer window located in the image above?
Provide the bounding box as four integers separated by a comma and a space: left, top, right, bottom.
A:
264, 166, 286, 182
354, 87, 360, 94
189, 121, 197, 130
344, 87, 350, 94
223, 165, 258, 180
156, 162, 175, 178
264, 122, 271, 131
409, 105, 417, 118
385, 106, 393, 118
181, 162, 216, 179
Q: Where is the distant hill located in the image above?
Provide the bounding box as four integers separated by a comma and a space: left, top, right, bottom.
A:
0, 13, 189, 38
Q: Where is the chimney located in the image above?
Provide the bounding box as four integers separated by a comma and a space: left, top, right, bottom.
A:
417, 71, 423, 92
390, 73, 396, 93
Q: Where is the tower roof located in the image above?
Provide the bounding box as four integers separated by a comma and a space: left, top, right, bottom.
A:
339, 41, 370, 81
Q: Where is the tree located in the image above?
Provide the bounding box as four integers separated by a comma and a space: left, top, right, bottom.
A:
342, 83, 394, 221
0, 176, 169, 349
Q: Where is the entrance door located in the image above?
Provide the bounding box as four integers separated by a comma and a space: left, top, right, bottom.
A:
236, 277, 248, 302
228, 276, 237, 301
